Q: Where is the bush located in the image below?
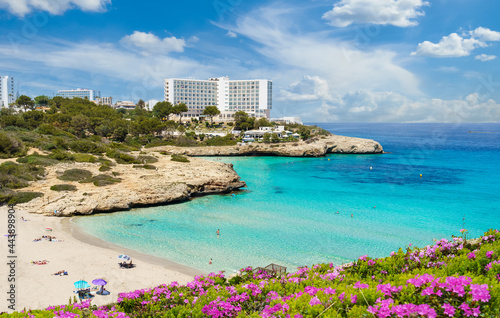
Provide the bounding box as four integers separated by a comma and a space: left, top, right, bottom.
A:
137, 155, 159, 164
0, 131, 26, 158
171, 154, 190, 163
50, 184, 77, 192
58, 169, 92, 181
79, 174, 121, 186
69, 140, 106, 154
35, 124, 66, 136
0, 161, 46, 189
133, 164, 156, 170
0, 190, 44, 205
17, 154, 59, 166
73, 153, 97, 163
99, 165, 112, 172
48, 150, 75, 161
203, 135, 237, 146
106, 149, 140, 164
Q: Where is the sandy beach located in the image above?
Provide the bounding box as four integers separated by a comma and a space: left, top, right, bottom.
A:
0, 208, 204, 313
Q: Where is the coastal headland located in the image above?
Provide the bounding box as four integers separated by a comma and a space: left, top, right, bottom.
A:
16, 154, 246, 216
148, 135, 384, 157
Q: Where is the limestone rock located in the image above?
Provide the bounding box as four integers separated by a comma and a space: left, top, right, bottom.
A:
18, 154, 246, 216
148, 135, 383, 157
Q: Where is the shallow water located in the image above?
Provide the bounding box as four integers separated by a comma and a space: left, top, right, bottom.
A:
74, 123, 500, 274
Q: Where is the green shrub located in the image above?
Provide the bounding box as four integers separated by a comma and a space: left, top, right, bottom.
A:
0, 131, 26, 158
99, 165, 112, 172
0, 161, 45, 189
133, 164, 156, 170
0, 190, 44, 205
137, 155, 159, 163
35, 124, 66, 136
50, 184, 77, 192
17, 154, 59, 166
73, 153, 97, 163
69, 140, 106, 154
58, 169, 92, 181
106, 149, 140, 164
171, 154, 190, 163
79, 174, 121, 186
203, 135, 237, 146
48, 150, 75, 161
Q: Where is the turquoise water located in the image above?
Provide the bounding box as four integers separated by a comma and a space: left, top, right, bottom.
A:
74, 123, 500, 274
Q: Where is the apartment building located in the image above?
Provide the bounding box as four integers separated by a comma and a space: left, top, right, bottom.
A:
56, 88, 100, 100
164, 76, 272, 119
0, 76, 15, 107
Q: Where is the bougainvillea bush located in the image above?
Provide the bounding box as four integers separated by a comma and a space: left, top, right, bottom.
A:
3, 229, 500, 317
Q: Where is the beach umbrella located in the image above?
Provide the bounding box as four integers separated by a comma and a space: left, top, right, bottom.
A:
92, 278, 107, 286
92, 278, 108, 295
74, 280, 90, 289
118, 254, 131, 261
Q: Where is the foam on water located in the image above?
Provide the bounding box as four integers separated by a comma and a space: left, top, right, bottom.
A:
74, 123, 500, 273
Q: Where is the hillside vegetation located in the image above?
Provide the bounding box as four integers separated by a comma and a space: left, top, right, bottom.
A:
3, 229, 500, 317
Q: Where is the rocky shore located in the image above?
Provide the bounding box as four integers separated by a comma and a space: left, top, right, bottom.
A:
148, 135, 383, 157
18, 154, 246, 216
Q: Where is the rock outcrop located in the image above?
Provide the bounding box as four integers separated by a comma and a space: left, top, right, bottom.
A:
19, 154, 246, 216
148, 135, 383, 157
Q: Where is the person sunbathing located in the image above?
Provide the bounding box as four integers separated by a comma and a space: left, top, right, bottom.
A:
52, 270, 67, 275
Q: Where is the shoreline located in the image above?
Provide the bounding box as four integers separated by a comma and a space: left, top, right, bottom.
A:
0, 209, 201, 312
65, 217, 205, 277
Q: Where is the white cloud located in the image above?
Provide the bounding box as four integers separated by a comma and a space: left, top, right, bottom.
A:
0, 0, 110, 16
231, 7, 420, 97
472, 27, 500, 42
226, 31, 237, 38
285, 87, 500, 123
0, 39, 204, 96
475, 54, 497, 62
120, 31, 187, 56
322, 0, 429, 28
412, 27, 500, 58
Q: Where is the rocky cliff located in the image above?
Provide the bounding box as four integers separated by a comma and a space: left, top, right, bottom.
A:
148, 135, 383, 157
18, 154, 246, 216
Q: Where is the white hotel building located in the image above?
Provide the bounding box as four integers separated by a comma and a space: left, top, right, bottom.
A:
56, 88, 100, 101
0, 76, 15, 107
164, 76, 272, 119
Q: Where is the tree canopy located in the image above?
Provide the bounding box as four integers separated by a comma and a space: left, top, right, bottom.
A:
16, 95, 35, 111
203, 106, 221, 125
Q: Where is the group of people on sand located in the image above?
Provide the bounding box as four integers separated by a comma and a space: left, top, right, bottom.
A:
31, 260, 49, 265
33, 235, 60, 242
52, 270, 68, 276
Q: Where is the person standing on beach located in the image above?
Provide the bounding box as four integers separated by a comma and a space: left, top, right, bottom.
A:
216, 229, 220, 238
209, 259, 212, 265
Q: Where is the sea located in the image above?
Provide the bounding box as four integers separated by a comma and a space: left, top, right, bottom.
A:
73, 123, 500, 274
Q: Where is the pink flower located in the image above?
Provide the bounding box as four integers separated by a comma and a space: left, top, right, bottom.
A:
469, 284, 490, 302
358, 255, 368, 261
468, 252, 476, 259
323, 287, 336, 295
442, 303, 455, 317
338, 292, 345, 303
390, 251, 396, 256
486, 251, 494, 259
309, 296, 321, 306
354, 281, 369, 289
350, 295, 357, 304
367, 259, 376, 266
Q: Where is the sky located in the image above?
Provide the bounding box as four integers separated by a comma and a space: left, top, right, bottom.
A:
0, 0, 499, 123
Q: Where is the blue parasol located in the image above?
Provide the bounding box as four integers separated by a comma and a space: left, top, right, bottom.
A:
74, 280, 90, 289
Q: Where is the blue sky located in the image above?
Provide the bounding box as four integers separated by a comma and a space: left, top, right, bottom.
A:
0, 0, 499, 122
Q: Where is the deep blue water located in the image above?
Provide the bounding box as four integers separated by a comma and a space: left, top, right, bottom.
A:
74, 123, 500, 274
